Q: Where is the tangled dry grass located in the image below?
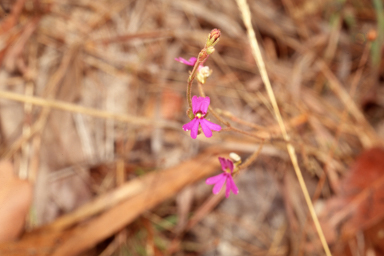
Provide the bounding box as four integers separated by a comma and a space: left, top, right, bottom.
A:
0, 0, 384, 255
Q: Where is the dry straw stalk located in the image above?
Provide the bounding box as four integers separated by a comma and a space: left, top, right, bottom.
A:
235, 0, 332, 255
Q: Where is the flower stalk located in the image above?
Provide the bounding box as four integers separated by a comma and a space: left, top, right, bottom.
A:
175, 28, 269, 200
185, 29, 221, 109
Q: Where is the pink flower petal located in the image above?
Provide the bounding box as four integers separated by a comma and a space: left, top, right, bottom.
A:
227, 175, 239, 197
206, 158, 239, 198
199, 119, 213, 138
199, 97, 210, 114
212, 174, 227, 194
206, 173, 226, 185
182, 118, 195, 131
218, 157, 228, 171
175, 57, 197, 66
191, 96, 210, 114
182, 118, 199, 139
191, 95, 199, 114
226, 159, 234, 172
187, 57, 197, 65
225, 176, 231, 198
204, 119, 221, 131
190, 118, 200, 139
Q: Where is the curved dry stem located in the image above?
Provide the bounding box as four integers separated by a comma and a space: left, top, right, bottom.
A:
198, 82, 269, 142
238, 140, 265, 171
223, 127, 267, 141
215, 108, 268, 130
197, 82, 230, 126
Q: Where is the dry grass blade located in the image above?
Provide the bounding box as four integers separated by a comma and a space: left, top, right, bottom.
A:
316, 60, 379, 148
0, 90, 180, 129
235, 0, 332, 255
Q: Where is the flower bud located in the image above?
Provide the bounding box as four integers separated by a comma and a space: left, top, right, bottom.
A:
206, 29, 221, 47
229, 152, 242, 166
187, 108, 195, 120
206, 46, 215, 55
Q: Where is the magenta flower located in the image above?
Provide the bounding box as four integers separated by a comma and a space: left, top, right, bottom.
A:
175, 56, 212, 84
182, 96, 221, 139
206, 157, 239, 198
175, 57, 198, 66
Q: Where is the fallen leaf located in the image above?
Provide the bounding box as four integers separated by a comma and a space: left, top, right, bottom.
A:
0, 148, 226, 256
0, 161, 32, 243
320, 148, 384, 252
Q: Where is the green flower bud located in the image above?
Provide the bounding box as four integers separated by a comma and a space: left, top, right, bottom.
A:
206, 46, 215, 55
187, 108, 195, 120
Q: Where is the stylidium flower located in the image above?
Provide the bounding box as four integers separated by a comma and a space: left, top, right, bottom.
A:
182, 96, 221, 139
175, 57, 198, 66
175, 57, 212, 84
206, 157, 239, 198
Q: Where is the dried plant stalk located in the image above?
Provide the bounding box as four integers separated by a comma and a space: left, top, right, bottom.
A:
235, 0, 332, 255
0, 90, 180, 129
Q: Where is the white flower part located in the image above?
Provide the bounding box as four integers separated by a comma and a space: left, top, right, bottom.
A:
229, 152, 241, 162
199, 66, 210, 76
199, 66, 211, 77
196, 66, 213, 84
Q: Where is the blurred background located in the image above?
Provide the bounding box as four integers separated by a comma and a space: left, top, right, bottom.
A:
0, 0, 384, 255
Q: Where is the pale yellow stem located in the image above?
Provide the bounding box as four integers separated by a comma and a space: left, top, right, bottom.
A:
235, 0, 332, 255
0, 90, 180, 129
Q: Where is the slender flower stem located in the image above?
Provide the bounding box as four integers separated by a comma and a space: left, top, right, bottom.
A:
238, 141, 264, 170
187, 60, 203, 109
186, 29, 221, 109
215, 108, 268, 130
197, 82, 230, 126
198, 82, 270, 141
220, 127, 265, 141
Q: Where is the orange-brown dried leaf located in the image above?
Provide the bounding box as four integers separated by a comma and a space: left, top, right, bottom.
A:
0, 161, 32, 242
321, 148, 384, 244
364, 218, 384, 254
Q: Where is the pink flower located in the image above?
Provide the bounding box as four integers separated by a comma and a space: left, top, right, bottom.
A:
175, 57, 197, 66
206, 157, 239, 198
175, 57, 212, 83
182, 96, 221, 139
